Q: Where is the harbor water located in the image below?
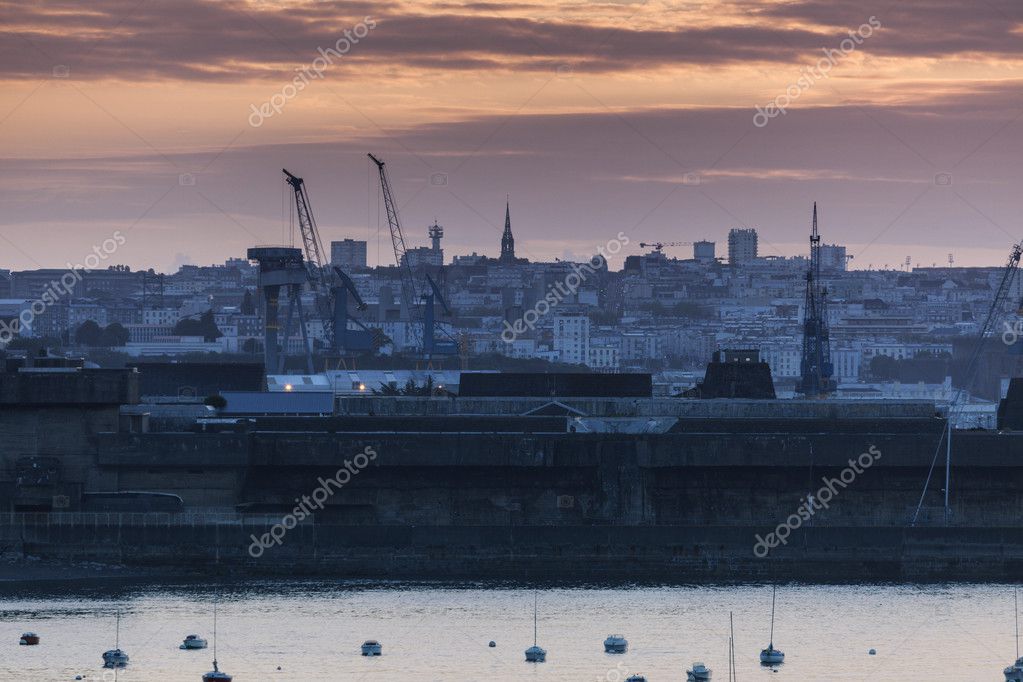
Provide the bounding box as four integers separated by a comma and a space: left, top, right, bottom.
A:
0, 580, 1015, 681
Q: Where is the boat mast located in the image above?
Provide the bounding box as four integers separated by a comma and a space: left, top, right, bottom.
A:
769, 586, 776, 648
729, 611, 737, 682
533, 592, 538, 646
115, 611, 120, 648
1016, 588, 1019, 661
213, 597, 219, 670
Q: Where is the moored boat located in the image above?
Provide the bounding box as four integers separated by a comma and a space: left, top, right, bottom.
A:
361, 640, 382, 656
202, 660, 232, 682
524, 644, 546, 662
686, 661, 711, 681
202, 599, 232, 681
102, 612, 128, 668
524, 592, 546, 663
604, 634, 628, 653
180, 634, 208, 650
1006, 657, 1023, 682
19, 632, 39, 646
759, 586, 785, 665
102, 648, 129, 668
1007, 589, 1023, 682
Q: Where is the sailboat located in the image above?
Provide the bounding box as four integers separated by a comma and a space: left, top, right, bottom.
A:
524, 592, 547, 663
759, 586, 785, 665
102, 611, 129, 668
1005, 589, 1023, 682
202, 599, 232, 681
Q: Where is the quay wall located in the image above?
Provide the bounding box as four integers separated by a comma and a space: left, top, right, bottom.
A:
4, 415, 1023, 581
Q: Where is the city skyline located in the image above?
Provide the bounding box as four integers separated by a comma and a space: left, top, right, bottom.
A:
2, 1, 1022, 272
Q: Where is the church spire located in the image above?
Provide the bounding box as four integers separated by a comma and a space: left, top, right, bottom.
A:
500, 197, 516, 264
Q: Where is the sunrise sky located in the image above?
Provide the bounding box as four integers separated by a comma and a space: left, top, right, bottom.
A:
2, 0, 1022, 272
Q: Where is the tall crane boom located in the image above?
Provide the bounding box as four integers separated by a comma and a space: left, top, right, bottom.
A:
283, 168, 341, 352
368, 153, 422, 347
283, 169, 329, 292
798, 202, 834, 397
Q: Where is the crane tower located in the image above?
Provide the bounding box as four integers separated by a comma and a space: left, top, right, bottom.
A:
797, 202, 835, 397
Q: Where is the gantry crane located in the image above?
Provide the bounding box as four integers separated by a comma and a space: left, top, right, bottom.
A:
368, 153, 423, 348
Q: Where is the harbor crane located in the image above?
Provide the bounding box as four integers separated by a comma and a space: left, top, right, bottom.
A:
283, 168, 376, 359
797, 202, 835, 398
368, 153, 423, 349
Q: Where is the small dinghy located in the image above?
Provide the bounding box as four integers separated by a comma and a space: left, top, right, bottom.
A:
361, 640, 382, 656
19, 632, 39, 646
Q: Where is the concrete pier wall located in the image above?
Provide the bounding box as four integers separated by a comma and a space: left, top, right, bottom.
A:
3, 393, 1022, 580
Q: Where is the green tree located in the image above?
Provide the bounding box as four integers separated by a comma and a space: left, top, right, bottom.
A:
100, 322, 129, 347
173, 310, 222, 342
75, 320, 103, 346
869, 355, 898, 380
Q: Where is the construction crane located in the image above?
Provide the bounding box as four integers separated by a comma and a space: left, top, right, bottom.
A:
368, 153, 423, 349
797, 202, 834, 398
283, 168, 375, 358
639, 241, 693, 252
283, 169, 334, 347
